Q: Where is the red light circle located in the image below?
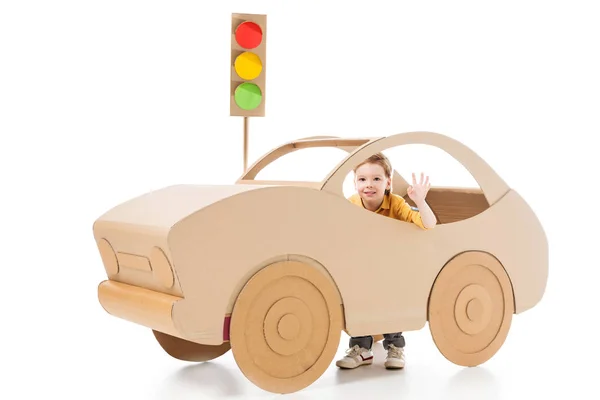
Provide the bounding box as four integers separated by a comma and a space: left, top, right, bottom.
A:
235, 21, 262, 49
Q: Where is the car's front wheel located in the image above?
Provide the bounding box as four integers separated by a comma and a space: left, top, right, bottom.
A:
428, 251, 514, 367
230, 260, 342, 394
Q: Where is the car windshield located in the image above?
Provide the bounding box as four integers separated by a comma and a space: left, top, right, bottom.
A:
254, 146, 351, 183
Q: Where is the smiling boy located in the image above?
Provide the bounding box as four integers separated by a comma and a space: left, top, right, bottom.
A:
336, 152, 437, 369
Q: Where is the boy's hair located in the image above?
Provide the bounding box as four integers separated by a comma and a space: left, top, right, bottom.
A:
353, 152, 393, 178
353, 152, 393, 194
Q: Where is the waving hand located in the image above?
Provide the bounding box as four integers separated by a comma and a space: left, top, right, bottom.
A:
407, 172, 431, 203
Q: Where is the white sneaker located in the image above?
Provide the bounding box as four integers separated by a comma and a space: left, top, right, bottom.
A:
336, 345, 374, 369
384, 344, 405, 369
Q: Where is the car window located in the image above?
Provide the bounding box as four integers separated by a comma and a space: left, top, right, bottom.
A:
343, 143, 489, 225
254, 147, 349, 182
383, 144, 480, 188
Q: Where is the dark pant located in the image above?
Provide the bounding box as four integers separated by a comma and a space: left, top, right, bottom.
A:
350, 333, 405, 350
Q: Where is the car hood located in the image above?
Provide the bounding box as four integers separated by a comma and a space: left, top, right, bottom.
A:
94, 184, 269, 233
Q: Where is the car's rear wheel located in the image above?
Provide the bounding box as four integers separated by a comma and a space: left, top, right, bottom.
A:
152, 330, 231, 361
428, 251, 514, 367
230, 260, 342, 394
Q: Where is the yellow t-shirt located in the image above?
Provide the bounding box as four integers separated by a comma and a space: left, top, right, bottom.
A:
348, 193, 429, 230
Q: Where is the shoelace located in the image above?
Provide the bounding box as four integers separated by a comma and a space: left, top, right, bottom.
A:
387, 345, 403, 358
346, 345, 362, 357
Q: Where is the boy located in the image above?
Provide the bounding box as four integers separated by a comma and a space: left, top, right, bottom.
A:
335, 152, 437, 370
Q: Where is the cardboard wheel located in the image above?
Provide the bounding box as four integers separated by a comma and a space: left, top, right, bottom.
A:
153, 330, 230, 361
428, 251, 514, 367
230, 260, 342, 394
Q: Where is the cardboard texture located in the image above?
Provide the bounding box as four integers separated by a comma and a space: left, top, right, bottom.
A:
93, 131, 548, 394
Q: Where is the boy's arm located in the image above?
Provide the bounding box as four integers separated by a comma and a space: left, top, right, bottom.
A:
412, 199, 437, 229
396, 199, 435, 230
404, 172, 437, 229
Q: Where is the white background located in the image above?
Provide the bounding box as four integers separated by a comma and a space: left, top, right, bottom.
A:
1, 0, 598, 399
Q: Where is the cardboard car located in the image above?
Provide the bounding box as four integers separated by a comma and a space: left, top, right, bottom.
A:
93, 131, 548, 394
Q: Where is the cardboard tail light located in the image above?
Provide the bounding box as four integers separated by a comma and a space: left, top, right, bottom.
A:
93, 131, 548, 394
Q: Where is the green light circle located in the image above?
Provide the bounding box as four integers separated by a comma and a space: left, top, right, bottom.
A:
234, 82, 262, 110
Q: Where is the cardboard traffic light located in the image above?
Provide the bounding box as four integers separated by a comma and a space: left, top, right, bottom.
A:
230, 13, 267, 117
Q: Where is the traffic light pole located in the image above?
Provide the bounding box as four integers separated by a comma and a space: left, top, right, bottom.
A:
243, 116, 249, 172
231, 13, 266, 174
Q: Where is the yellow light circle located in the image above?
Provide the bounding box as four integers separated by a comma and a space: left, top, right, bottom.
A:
234, 52, 262, 80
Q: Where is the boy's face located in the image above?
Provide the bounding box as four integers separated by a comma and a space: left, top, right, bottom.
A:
354, 162, 391, 209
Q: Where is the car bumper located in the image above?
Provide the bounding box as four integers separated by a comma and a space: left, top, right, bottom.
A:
98, 280, 184, 338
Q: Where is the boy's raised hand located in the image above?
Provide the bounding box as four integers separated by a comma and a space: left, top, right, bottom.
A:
407, 172, 431, 203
